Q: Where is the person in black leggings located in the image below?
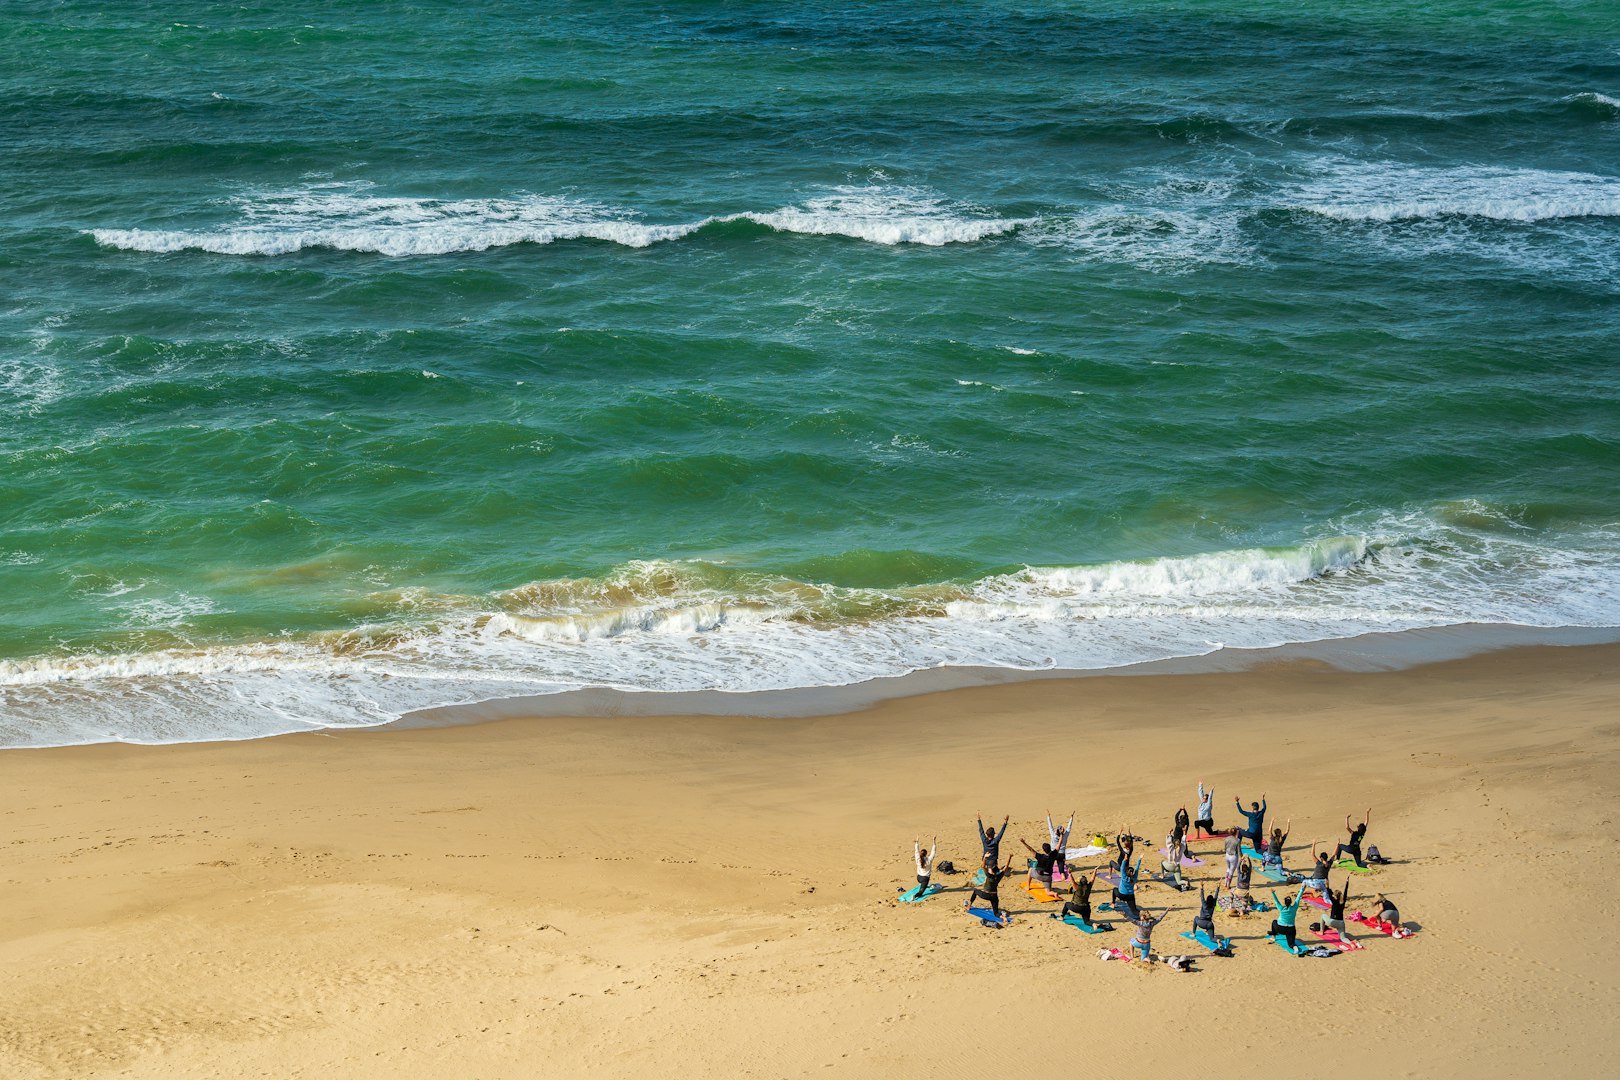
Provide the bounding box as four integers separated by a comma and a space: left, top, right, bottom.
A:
966, 857, 1014, 920
1333, 808, 1372, 868
1193, 883, 1221, 936
1061, 870, 1098, 924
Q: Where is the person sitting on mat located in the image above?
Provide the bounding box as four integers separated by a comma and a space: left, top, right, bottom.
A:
1222, 828, 1243, 886
1062, 870, 1099, 925
1020, 837, 1057, 889
1269, 882, 1307, 949
1127, 906, 1165, 959
1235, 794, 1267, 849
1333, 809, 1372, 868
1195, 781, 1216, 837
1047, 809, 1075, 878
1263, 820, 1292, 869
913, 835, 937, 896
966, 855, 1015, 920
977, 813, 1010, 869
1193, 883, 1221, 937
1303, 843, 1333, 894
1372, 892, 1400, 928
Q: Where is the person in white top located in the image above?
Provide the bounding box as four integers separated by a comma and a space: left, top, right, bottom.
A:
1195, 781, 1216, 837
1046, 808, 1075, 879
914, 836, 937, 895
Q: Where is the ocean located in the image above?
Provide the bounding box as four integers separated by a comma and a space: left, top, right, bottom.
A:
3, 0, 1618, 746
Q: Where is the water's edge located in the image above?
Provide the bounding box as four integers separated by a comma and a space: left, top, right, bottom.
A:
383, 621, 1620, 731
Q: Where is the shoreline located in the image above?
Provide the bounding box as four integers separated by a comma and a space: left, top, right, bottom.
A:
2, 640, 1617, 1077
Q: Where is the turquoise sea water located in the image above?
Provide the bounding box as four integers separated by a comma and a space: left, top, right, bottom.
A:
3, 1, 1619, 745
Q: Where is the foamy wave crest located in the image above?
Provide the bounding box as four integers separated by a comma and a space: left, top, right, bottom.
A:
4, 516, 1618, 747
1295, 162, 1620, 223
741, 186, 1029, 245
87, 183, 1026, 256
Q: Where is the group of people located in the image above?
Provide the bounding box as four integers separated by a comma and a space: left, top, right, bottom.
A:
908, 782, 1408, 963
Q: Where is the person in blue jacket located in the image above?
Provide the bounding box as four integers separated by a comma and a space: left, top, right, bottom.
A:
1235, 794, 1267, 848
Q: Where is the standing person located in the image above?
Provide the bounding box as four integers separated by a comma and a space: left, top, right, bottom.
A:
977, 813, 1010, 868
1062, 870, 1098, 925
1127, 906, 1165, 960
913, 836, 937, 896
1047, 809, 1075, 879
1195, 782, 1216, 836
1222, 828, 1243, 886
1333, 809, 1372, 868
1019, 837, 1057, 889
965, 855, 1015, 921
1269, 882, 1307, 949
1264, 820, 1292, 869
1234, 794, 1267, 849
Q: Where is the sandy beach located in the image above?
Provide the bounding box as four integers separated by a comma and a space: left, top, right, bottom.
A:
2, 642, 1616, 1079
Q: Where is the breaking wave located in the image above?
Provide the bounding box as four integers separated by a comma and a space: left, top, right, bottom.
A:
4, 511, 1618, 748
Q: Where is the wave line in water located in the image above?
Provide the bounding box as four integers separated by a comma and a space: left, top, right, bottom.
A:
4, 512, 1618, 748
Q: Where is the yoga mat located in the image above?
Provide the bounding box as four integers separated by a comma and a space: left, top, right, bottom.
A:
967, 907, 1009, 927
1267, 934, 1308, 956
1241, 844, 1265, 861
1179, 928, 1232, 953
1309, 925, 1364, 951
1190, 832, 1225, 842
1023, 880, 1061, 903
1258, 866, 1293, 884
897, 883, 943, 903
1155, 872, 1192, 891
971, 868, 986, 886
1099, 947, 1132, 962
1056, 914, 1107, 934
1303, 895, 1332, 911
1158, 847, 1205, 867
1096, 870, 1120, 886
1350, 912, 1412, 937
1336, 859, 1377, 874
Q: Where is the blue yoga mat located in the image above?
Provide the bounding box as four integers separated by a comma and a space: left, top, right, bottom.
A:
1055, 914, 1106, 934
1179, 928, 1231, 952
897, 884, 943, 903
967, 907, 1009, 927
1267, 934, 1307, 956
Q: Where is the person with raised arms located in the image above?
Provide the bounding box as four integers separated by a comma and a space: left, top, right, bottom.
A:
1234, 793, 1267, 850
1321, 876, 1353, 942
1114, 855, 1143, 917
1061, 870, 1099, 925
912, 835, 937, 897
1046, 808, 1075, 879
1019, 836, 1058, 891
1194, 781, 1216, 837
977, 813, 1009, 868
965, 853, 1015, 922
1193, 882, 1221, 937
1127, 905, 1165, 960
1333, 808, 1373, 868
1303, 843, 1334, 895
1171, 806, 1190, 848
1264, 820, 1292, 870
1269, 882, 1308, 950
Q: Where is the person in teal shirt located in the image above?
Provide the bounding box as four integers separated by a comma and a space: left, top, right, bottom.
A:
1269, 883, 1307, 949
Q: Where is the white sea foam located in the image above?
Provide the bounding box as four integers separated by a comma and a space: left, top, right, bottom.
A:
3, 511, 1618, 748
1294, 162, 1620, 223
87, 184, 1026, 256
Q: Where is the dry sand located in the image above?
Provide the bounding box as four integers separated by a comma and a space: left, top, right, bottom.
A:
2, 643, 1617, 1079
